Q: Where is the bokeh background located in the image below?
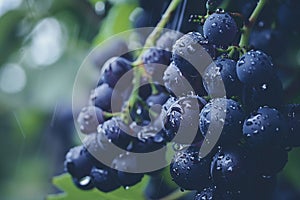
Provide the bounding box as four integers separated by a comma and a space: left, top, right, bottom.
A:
0, 0, 300, 199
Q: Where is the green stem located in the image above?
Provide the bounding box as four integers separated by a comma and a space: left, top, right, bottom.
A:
159, 189, 189, 200
122, 0, 182, 122
103, 112, 122, 118
134, 0, 183, 65
239, 0, 268, 47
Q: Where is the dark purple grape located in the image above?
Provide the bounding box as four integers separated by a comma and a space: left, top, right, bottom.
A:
77, 106, 105, 134
236, 50, 276, 86
277, 0, 300, 33
72, 176, 94, 190
90, 167, 120, 192
251, 176, 277, 200
101, 118, 135, 149
129, 135, 166, 153
249, 29, 285, 57
164, 61, 208, 97
211, 146, 251, 191
203, 58, 242, 98
100, 57, 132, 88
172, 32, 216, 77
195, 186, 221, 200
64, 146, 94, 179
203, 11, 238, 47
243, 106, 288, 148
163, 62, 194, 97
255, 146, 288, 176
146, 92, 169, 107
111, 153, 144, 187
164, 96, 207, 144
199, 98, 245, 145
156, 31, 182, 51
170, 147, 212, 191
242, 76, 283, 113
145, 175, 176, 199
142, 48, 172, 81
90, 83, 122, 112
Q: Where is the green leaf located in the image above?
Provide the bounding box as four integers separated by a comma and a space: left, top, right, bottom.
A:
92, 2, 137, 45
282, 148, 300, 188
47, 174, 149, 200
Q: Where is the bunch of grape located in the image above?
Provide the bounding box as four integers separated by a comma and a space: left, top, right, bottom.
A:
64, 0, 300, 199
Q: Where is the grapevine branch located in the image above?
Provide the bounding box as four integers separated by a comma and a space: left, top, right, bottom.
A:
239, 0, 269, 47
122, 0, 183, 122
134, 0, 183, 65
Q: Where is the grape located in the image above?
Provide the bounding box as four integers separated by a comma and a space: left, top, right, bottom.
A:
83, 132, 120, 166
277, 0, 300, 33
203, 57, 242, 98
203, 11, 238, 47
170, 147, 212, 191
243, 106, 288, 149
77, 106, 105, 134
142, 48, 172, 81
236, 50, 275, 86
101, 118, 134, 149
163, 62, 193, 96
145, 175, 176, 199
255, 146, 288, 176
195, 186, 221, 200
252, 176, 276, 200
128, 133, 166, 153
210, 146, 251, 191
90, 167, 120, 192
146, 92, 169, 107
138, 83, 167, 100
164, 95, 206, 144
100, 57, 132, 89
90, 83, 122, 112
64, 146, 95, 179
199, 98, 245, 145
242, 76, 283, 113
249, 29, 284, 57
172, 32, 216, 77
111, 153, 144, 187
72, 176, 94, 190
156, 31, 182, 51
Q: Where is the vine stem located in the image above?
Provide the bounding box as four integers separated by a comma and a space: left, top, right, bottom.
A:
121, 0, 183, 122
239, 0, 268, 47
133, 0, 183, 65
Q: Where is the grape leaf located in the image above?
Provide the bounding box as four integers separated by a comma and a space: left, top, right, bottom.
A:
47, 173, 149, 200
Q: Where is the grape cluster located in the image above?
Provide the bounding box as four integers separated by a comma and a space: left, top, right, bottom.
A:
63, 1, 300, 199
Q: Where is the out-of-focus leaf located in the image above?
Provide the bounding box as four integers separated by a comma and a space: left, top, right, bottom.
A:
283, 148, 300, 188
89, 0, 106, 6
47, 173, 149, 200
0, 10, 26, 66
93, 2, 137, 45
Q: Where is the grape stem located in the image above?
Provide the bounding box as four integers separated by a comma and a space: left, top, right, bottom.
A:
134, 0, 183, 64
239, 0, 269, 47
121, 0, 183, 123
